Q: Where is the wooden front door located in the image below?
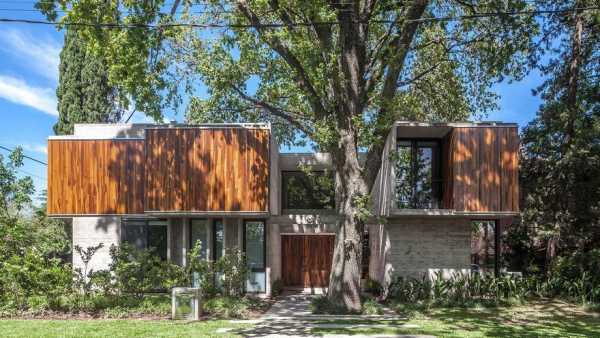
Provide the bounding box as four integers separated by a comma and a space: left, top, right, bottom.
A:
281, 235, 335, 287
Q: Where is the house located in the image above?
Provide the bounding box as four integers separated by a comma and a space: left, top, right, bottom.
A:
47, 121, 519, 295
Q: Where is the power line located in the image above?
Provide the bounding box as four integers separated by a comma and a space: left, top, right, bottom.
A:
0, 6, 597, 29
0, 145, 48, 165
15, 167, 47, 181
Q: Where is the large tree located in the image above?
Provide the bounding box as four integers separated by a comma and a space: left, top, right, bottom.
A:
520, 0, 599, 268
39, 0, 536, 310
53, 28, 122, 135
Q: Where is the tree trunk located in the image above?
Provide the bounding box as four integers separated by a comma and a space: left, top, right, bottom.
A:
327, 129, 368, 312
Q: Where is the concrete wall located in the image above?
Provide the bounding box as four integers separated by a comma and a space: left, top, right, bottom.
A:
369, 217, 471, 288
72, 217, 121, 272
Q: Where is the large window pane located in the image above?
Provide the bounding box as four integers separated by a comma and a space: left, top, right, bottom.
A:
415, 145, 433, 208
121, 219, 167, 260
395, 142, 413, 208
190, 219, 209, 260
122, 220, 147, 250
148, 220, 168, 260
213, 220, 224, 260
282, 171, 335, 210
245, 221, 265, 270
394, 140, 440, 209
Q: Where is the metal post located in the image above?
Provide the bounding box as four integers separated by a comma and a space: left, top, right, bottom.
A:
494, 220, 501, 277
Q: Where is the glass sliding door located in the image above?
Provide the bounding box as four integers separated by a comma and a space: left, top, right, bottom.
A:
244, 220, 266, 293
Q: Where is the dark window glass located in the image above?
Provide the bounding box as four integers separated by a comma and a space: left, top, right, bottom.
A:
471, 220, 497, 272
190, 219, 209, 260
213, 220, 224, 260
394, 140, 441, 208
244, 221, 265, 270
281, 171, 335, 209
122, 219, 167, 260
395, 142, 413, 208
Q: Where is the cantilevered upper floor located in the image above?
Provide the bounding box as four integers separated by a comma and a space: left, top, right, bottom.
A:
47, 121, 519, 218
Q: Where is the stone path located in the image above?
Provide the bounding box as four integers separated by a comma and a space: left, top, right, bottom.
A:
225, 292, 434, 338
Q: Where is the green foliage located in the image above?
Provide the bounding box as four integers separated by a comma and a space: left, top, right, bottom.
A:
202, 296, 263, 319
364, 278, 384, 298
270, 279, 284, 297
214, 248, 249, 297
519, 0, 600, 270
186, 240, 217, 297
389, 273, 530, 307
54, 28, 123, 135
108, 243, 187, 297
0, 248, 72, 311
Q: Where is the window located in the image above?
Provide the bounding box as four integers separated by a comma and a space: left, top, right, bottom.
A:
189, 219, 209, 260
471, 220, 499, 274
244, 220, 266, 293
394, 140, 441, 209
121, 219, 168, 260
281, 171, 335, 210
244, 221, 265, 270
213, 219, 224, 261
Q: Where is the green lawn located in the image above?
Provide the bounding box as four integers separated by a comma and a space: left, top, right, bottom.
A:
312, 301, 600, 337
0, 319, 249, 338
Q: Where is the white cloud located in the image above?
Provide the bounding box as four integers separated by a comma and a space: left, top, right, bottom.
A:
0, 29, 61, 81
21, 143, 48, 154
0, 75, 57, 116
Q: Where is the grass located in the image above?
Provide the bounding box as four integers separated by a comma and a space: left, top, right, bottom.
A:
311, 300, 600, 337
0, 319, 250, 338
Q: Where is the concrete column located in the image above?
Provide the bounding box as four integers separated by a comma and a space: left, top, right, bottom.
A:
72, 216, 121, 272
267, 223, 281, 285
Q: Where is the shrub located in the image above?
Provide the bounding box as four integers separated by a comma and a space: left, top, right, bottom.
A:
203, 296, 257, 318
214, 248, 248, 297
310, 295, 356, 314
0, 248, 72, 310
271, 279, 284, 297
388, 272, 531, 307
109, 243, 187, 297
362, 297, 384, 315
364, 277, 383, 297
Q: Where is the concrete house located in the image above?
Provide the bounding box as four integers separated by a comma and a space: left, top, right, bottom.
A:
47, 121, 519, 295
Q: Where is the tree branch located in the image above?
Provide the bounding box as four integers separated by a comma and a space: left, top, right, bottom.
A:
230, 84, 313, 136
236, 0, 328, 119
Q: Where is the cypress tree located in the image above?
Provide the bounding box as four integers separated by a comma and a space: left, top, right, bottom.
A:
54, 28, 121, 135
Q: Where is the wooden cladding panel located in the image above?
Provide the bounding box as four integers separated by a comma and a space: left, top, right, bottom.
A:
144, 128, 269, 212
47, 139, 145, 215
445, 127, 519, 212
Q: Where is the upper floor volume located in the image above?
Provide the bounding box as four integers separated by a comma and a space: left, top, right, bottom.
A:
47, 121, 519, 217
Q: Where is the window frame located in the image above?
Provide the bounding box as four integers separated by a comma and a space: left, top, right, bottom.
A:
188, 218, 209, 261
212, 219, 224, 261
395, 138, 442, 209
120, 218, 168, 260
242, 219, 267, 273
281, 170, 335, 210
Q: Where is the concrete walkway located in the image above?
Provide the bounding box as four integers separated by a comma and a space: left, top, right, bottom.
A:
228, 292, 434, 338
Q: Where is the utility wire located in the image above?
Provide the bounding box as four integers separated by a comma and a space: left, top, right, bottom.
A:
0, 145, 48, 165
0, 6, 597, 29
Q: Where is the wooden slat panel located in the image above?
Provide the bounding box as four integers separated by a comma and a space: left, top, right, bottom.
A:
446, 127, 519, 212
47, 139, 145, 215
144, 128, 269, 212
282, 235, 334, 287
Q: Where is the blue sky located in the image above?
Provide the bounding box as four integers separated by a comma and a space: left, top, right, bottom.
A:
0, 12, 545, 201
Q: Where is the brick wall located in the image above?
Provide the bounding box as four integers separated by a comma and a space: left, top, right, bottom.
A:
369, 217, 471, 287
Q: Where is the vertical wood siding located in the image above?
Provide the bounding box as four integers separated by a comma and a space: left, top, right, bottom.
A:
47, 139, 145, 215
443, 127, 519, 212
144, 128, 269, 212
